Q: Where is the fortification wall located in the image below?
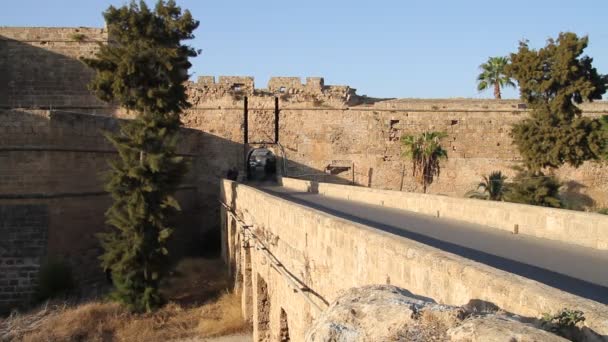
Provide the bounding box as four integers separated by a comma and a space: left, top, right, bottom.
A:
183, 80, 608, 207
0, 109, 202, 312
2, 25, 608, 314
0, 27, 111, 111
220, 180, 608, 341
2, 25, 606, 207
277, 99, 608, 207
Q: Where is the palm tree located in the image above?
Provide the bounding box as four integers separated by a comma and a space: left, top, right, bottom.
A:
477, 56, 516, 99
466, 171, 508, 201
401, 131, 448, 193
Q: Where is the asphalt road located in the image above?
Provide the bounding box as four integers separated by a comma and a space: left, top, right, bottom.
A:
257, 185, 608, 304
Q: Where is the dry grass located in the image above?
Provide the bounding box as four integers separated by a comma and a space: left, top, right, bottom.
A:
198, 291, 246, 337
0, 258, 250, 342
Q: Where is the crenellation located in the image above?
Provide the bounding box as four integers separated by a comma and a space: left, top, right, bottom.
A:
196, 76, 216, 85
305, 77, 324, 93
267, 77, 303, 93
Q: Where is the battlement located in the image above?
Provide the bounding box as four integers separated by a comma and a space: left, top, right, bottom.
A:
189, 76, 358, 105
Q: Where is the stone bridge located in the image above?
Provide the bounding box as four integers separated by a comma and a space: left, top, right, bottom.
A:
220, 177, 608, 341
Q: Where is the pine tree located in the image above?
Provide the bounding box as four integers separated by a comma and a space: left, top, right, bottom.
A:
507, 33, 608, 171
82, 0, 199, 312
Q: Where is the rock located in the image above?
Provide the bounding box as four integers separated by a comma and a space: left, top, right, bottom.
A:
305, 285, 460, 341
305, 285, 568, 342
447, 316, 568, 342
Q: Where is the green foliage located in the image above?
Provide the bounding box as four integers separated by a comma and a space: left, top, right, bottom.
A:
476, 56, 515, 99
401, 131, 448, 193
596, 208, 608, 215
70, 33, 86, 42
598, 115, 608, 160
35, 259, 75, 302
541, 308, 585, 338
466, 171, 507, 201
504, 169, 562, 208
83, 0, 199, 313
507, 32, 608, 171
82, 0, 199, 115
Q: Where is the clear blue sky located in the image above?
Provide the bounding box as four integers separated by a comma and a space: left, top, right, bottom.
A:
2, 0, 607, 99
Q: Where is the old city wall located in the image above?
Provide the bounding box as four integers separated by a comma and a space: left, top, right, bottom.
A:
186, 76, 608, 207
0, 27, 111, 112
2, 26, 608, 312
220, 180, 608, 341
0, 109, 201, 312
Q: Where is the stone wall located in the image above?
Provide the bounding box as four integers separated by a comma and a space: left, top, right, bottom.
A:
280, 177, 608, 250
2, 26, 606, 208
183, 78, 608, 207
220, 179, 608, 341
0, 27, 109, 111
0, 205, 48, 314
0, 109, 203, 312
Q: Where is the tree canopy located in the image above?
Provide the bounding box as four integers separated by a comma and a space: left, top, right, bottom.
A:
84, 0, 199, 117
401, 131, 448, 193
83, 0, 199, 312
466, 171, 508, 201
477, 56, 515, 99
507, 32, 608, 171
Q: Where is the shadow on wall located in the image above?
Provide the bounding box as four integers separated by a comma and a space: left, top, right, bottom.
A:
560, 181, 596, 210
0, 109, 202, 311
0, 106, 351, 313
0, 33, 107, 109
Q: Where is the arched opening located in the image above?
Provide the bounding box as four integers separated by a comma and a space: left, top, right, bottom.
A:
247, 148, 277, 182
256, 275, 270, 341
242, 241, 253, 322
279, 308, 291, 341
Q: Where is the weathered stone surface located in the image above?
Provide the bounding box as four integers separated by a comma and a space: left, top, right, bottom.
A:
448, 316, 568, 342
305, 285, 567, 342
0, 205, 48, 314
305, 285, 426, 341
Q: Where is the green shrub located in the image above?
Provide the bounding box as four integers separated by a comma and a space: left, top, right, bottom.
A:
504, 169, 562, 208
70, 33, 86, 42
35, 259, 75, 302
541, 308, 585, 339
596, 208, 608, 215
465, 171, 508, 201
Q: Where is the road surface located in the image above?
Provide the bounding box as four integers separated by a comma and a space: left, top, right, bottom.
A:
257, 184, 608, 304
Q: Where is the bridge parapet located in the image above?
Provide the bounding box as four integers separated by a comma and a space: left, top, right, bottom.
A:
220, 179, 608, 341
279, 177, 608, 250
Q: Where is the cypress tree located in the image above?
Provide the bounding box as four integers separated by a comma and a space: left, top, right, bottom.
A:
507, 33, 608, 171
82, 0, 199, 312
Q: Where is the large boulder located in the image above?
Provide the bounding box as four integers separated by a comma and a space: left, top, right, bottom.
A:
305, 285, 568, 342
448, 315, 568, 342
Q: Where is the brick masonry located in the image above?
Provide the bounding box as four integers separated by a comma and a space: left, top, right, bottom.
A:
0, 204, 48, 313
0, 108, 202, 312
